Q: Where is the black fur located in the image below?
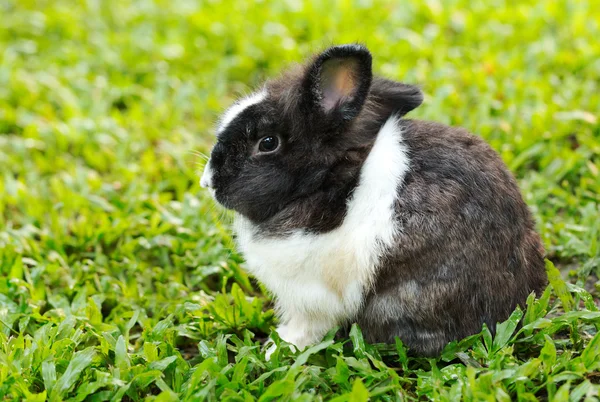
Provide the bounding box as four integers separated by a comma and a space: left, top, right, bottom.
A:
205, 44, 547, 355
354, 119, 547, 355
210, 44, 422, 232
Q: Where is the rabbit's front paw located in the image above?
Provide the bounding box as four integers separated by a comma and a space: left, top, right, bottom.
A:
264, 319, 329, 360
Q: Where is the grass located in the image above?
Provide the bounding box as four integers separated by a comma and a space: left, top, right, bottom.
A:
0, 0, 599, 400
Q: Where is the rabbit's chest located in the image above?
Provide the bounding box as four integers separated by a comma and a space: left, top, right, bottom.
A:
234, 224, 368, 317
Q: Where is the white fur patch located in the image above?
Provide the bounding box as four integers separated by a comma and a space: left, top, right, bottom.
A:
217, 90, 267, 134
200, 161, 213, 189
234, 115, 410, 352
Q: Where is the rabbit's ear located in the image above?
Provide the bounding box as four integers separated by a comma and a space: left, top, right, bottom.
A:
303, 44, 373, 122
370, 78, 424, 116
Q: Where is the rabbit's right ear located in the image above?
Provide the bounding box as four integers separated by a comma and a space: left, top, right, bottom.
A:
302, 44, 373, 124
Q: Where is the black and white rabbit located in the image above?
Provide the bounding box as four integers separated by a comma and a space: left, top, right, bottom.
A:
200, 44, 548, 357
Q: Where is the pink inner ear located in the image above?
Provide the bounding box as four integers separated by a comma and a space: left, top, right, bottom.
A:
320, 58, 359, 112
322, 88, 349, 111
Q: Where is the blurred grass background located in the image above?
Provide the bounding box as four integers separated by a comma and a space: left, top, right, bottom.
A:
1, 0, 599, 400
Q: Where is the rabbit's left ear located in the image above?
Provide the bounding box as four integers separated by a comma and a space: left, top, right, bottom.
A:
303, 44, 373, 122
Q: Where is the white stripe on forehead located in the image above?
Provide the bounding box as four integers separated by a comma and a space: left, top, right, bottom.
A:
217, 89, 267, 134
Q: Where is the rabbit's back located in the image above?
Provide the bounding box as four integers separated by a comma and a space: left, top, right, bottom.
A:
356, 120, 547, 355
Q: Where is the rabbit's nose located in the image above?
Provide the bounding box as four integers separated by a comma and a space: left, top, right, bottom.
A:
200, 163, 214, 189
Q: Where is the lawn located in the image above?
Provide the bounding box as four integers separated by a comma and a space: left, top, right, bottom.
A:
1, 0, 599, 400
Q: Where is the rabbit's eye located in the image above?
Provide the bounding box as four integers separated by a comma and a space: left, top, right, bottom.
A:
258, 136, 280, 153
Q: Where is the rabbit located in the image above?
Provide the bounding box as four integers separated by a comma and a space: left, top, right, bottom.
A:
200, 44, 548, 357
